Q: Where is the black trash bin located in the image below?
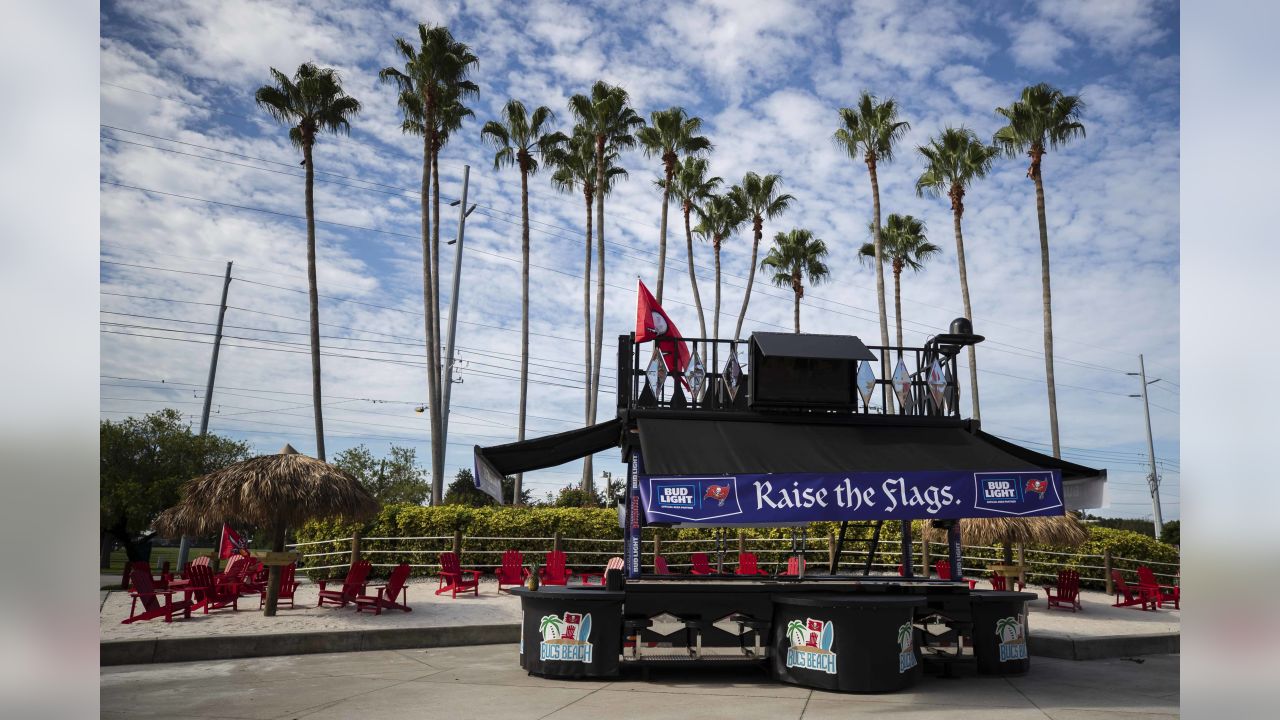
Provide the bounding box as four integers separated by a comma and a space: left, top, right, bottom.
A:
772, 594, 926, 693
513, 586, 624, 679
969, 590, 1037, 675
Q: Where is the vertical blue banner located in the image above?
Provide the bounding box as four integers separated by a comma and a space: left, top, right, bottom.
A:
626, 451, 643, 578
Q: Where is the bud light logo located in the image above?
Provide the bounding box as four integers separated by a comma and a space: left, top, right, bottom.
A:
980, 478, 1023, 505
656, 483, 697, 510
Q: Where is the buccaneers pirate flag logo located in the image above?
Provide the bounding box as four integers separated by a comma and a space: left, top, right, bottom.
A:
635, 279, 691, 389
219, 523, 249, 559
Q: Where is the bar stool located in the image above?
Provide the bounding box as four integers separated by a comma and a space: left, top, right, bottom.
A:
732, 614, 770, 657
623, 617, 651, 659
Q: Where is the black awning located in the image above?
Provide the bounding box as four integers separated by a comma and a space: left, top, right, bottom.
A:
973, 430, 1107, 482
474, 418, 623, 476
636, 417, 1101, 477
750, 332, 877, 361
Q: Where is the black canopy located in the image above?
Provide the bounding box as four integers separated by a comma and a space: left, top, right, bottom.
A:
475, 418, 623, 477
635, 417, 1070, 476
751, 332, 876, 361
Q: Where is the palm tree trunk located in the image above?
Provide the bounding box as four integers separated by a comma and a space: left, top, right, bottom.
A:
1032, 160, 1061, 458
793, 288, 800, 334
516, 167, 530, 505
430, 148, 445, 500
713, 241, 722, 340
262, 524, 286, 616
952, 202, 981, 422
581, 191, 594, 492
893, 264, 904, 350
656, 172, 671, 303
868, 160, 894, 413
302, 143, 325, 461
733, 222, 761, 342
587, 136, 607, 498
420, 136, 441, 505
684, 205, 707, 338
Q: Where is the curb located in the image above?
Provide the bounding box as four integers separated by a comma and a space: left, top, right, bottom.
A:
101, 623, 520, 666
1029, 631, 1179, 660
102, 624, 1177, 666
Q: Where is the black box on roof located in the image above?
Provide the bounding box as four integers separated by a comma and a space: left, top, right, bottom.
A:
747, 332, 875, 410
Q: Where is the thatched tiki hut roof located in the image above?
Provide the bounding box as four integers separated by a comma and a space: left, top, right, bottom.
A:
925, 514, 1088, 548
155, 444, 378, 615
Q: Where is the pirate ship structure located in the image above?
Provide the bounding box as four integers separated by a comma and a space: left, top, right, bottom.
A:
475, 319, 1106, 691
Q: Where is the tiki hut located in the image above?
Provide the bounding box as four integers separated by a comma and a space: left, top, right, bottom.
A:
923, 514, 1088, 572
155, 444, 379, 615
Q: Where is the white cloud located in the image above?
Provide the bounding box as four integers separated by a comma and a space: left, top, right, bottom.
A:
1007, 18, 1076, 72
1040, 0, 1167, 55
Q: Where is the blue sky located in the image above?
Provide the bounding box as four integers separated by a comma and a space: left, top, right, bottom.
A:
99, 0, 1180, 518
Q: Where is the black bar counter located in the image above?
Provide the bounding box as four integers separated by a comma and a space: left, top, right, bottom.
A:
512, 586, 625, 679
968, 590, 1037, 675
772, 594, 927, 692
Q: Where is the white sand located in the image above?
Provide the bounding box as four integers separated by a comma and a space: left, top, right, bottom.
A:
101, 580, 1176, 643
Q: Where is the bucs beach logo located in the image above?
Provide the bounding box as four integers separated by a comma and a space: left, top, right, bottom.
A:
785, 618, 837, 674
897, 621, 917, 673
995, 613, 1028, 662
538, 611, 593, 663
1024, 478, 1049, 500
704, 483, 731, 506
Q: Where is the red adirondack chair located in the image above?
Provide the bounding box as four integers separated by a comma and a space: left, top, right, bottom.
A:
437, 552, 481, 597
538, 550, 574, 586
654, 556, 672, 575
495, 550, 529, 593
259, 563, 299, 609
180, 556, 212, 580
218, 555, 246, 583
1111, 569, 1157, 610
736, 552, 770, 576
935, 560, 978, 589
185, 563, 240, 614
317, 560, 372, 608
690, 552, 714, 575
780, 556, 805, 576
581, 557, 625, 585
1137, 566, 1179, 609
237, 559, 266, 595
989, 572, 1026, 591
1042, 569, 1082, 612
355, 562, 413, 615
122, 564, 195, 624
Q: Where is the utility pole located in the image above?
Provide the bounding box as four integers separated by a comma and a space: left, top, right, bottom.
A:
1129, 354, 1164, 540
179, 260, 232, 569
442, 166, 475, 445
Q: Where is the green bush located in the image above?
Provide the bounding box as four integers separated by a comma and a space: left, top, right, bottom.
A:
294, 507, 1179, 589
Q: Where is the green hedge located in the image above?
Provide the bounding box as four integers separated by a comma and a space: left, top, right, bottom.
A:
295, 506, 1179, 589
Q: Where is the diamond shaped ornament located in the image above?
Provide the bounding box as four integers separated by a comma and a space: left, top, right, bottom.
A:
928, 360, 947, 408
645, 348, 667, 396
688, 350, 707, 402
944, 365, 958, 411
723, 352, 742, 402
857, 361, 876, 405
892, 357, 911, 408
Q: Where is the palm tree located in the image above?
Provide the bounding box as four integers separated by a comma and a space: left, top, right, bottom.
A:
994, 84, 1086, 459
858, 214, 940, 350
255, 62, 361, 461
834, 93, 910, 407
761, 228, 830, 333
380, 24, 479, 504
568, 81, 643, 496
693, 194, 748, 340
539, 614, 564, 639
481, 101, 566, 506
660, 156, 721, 338
548, 129, 627, 491
637, 107, 712, 303
785, 619, 807, 646
728, 172, 794, 341
916, 127, 999, 423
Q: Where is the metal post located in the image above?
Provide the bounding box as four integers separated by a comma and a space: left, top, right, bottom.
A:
900, 521, 914, 577
948, 523, 963, 580
442, 165, 471, 444
1132, 354, 1164, 539
180, 260, 232, 570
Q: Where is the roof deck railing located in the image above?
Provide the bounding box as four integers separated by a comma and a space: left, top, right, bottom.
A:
617, 322, 983, 419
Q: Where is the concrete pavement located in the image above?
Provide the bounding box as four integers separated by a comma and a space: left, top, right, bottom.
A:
101, 643, 1179, 719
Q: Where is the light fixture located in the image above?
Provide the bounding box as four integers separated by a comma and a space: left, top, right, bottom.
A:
414, 405, 426, 413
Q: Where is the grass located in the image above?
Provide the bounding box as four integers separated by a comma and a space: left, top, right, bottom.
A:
102, 546, 215, 575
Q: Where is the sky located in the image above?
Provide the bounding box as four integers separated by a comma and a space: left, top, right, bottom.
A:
98, 0, 1180, 518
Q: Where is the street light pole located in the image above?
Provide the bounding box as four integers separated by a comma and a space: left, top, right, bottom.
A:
1129, 354, 1164, 540
442, 165, 476, 444
179, 260, 232, 569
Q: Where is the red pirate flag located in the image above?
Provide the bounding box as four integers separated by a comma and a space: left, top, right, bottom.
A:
635, 279, 691, 386
219, 523, 249, 559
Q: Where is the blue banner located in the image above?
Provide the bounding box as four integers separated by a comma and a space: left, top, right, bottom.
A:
638, 470, 1063, 524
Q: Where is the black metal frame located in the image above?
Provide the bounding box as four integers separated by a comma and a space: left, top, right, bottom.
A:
618, 333, 967, 419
